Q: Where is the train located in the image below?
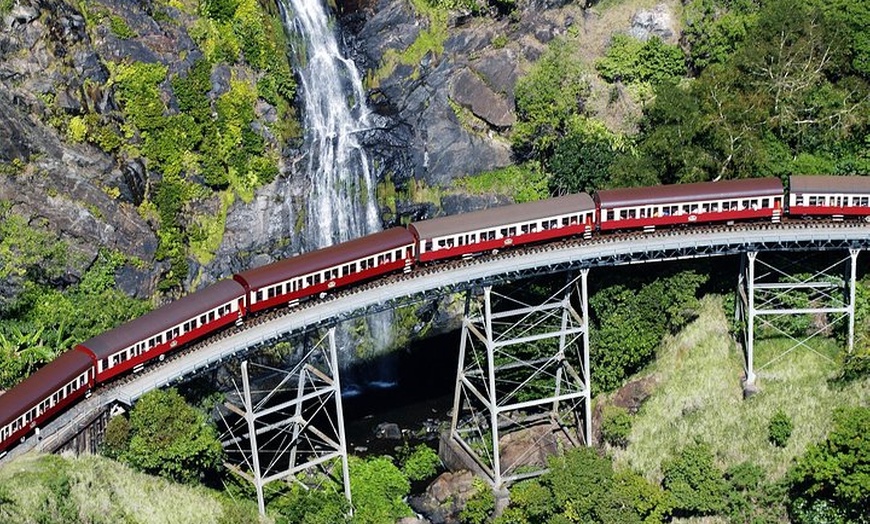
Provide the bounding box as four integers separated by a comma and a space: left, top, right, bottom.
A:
2, 175, 869, 454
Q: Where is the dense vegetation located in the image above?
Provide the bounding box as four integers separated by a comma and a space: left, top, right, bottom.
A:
63, 0, 298, 289
471, 0, 870, 202
0, 204, 151, 389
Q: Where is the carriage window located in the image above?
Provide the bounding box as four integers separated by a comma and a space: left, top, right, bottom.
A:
860, 197, 869, 206
256, 291, 263, 302
425, 240, 433, 252
208, 311, 215, 322
761, 199, 769, 208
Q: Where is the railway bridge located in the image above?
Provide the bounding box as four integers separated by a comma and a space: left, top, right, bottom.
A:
5, 221, 869, 512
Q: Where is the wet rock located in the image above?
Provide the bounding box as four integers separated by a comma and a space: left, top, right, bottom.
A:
375, 422, 402, 440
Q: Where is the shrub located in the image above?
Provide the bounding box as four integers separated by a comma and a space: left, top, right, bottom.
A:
601, 405, 632, 447
348, 456, 412, 524
768, 410, 793, 448
662, 441, 727, 516
401, 444, 441, 482
460, 478, 495, 524
788, 406, 870, 522
102, 415, 131, 459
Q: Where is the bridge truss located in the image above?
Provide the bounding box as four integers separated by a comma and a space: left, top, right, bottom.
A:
219, 329, 351, 516
450, 272, 591, 488
737, 249, 862, 388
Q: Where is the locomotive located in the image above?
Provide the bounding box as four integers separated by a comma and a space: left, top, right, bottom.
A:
2, 175, 869, 454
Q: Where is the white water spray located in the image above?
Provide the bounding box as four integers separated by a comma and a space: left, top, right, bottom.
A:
279, 0, 381, 248
279, 0, 394, 374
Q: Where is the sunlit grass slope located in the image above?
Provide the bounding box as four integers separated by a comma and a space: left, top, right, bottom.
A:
0, 452, 263, 524
613, 295, 870, 481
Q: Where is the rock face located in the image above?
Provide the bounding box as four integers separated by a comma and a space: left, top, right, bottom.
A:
0, 0, 158, 296
343, 0, 583, 216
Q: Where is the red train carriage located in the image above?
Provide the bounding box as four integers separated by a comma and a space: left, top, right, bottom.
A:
788, 175, 870, 219
0, 350, 94, 453
234, 228, 417, 313
595, 178, 784, 232
409, 193, 596, 263
77, 279, 246, 382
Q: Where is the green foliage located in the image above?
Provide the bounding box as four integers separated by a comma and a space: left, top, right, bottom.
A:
839, 350, 870, 382
662, 441, 728, 517
612, 0, 870, 184
108, 14, 137, 39
495, 480, 554, 523
768, 410, 793, 448
270, 482, 350, 524
513, 38, 589, 162
682, 0, 757, 71
0, 203, 68, 285
460, 478, 495, 524
549, 116, 622, 194
0, 0, 13, 15
103, 415, 132, 460
121, 389, 224, 484
348, 456, 412, 524
499, 448, 670, 523
788, 406, 870, 522
400, 444, 441, 482
591, 270, 707, 392
816, 0, 870, 78
0, 248, 149, 388
596, 35, 685, 85
601, 405, 632, 448
455, 162, 549, 202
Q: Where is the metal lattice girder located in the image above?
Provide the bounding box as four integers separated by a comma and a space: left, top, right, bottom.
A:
450, 272, 591, 489
218, 329, 351, 517
738, 250, 862, 385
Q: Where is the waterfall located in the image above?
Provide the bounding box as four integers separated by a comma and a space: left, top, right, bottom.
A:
279, 0, 395, 384
279, 0, 380, 248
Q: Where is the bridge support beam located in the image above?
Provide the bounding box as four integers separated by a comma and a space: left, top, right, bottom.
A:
219, 328, 351, 517
449, 271, 591, 489
737, 250, 861, 387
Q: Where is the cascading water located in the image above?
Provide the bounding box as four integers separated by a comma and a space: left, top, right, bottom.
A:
279, 0, 380, 248
279, 0, 395, 388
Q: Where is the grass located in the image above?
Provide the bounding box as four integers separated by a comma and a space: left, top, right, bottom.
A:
612, 295, 870, 481
0, 453, 264, 523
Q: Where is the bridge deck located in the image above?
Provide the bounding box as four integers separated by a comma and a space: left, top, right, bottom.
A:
5, 222, 868, 462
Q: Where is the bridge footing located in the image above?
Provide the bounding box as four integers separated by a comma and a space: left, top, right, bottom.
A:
448, 271, 591, 489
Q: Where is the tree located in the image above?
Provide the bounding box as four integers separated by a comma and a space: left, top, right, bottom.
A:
601, 405, 633, 448
513, 38, 589, 162
122, 389, 224, 484
788, 406, 870, 522
549, 117, 619, 195
400, 444, 441, 482
460, 478, 495, 524
662, 441, 728, 517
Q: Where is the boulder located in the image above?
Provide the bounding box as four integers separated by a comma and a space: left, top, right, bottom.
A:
410, 470, 477, 524
449, 68, 515, 129
628, 4, 677, 43
375, 422, 402, 440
